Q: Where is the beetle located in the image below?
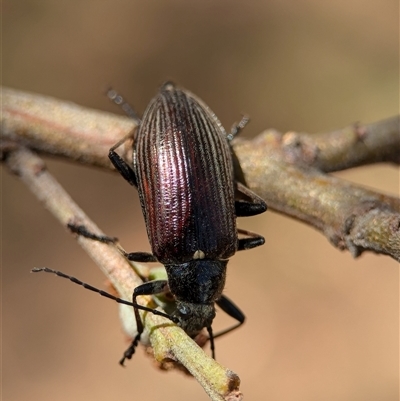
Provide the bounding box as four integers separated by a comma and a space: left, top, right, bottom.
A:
35, 82, 267, 365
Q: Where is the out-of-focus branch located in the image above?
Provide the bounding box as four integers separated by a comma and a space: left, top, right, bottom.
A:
1, 87, 136, 168
1, 86, 399, 262
3, 87, 398, 171
4, 147, 242, 401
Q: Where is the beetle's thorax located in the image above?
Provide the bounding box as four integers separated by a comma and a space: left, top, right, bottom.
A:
165, 259, 227, 335
165, 259, 228, 305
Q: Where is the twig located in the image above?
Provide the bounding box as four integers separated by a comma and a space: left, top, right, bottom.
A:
4, 146, 242, 401
1, 86, 399, 261
1, 86, 136, 168
277, 117, 400, 171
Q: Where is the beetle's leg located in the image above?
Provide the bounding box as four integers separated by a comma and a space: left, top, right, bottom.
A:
109, 130, 139, 188
205, 294, 245, 358
230, 147, 247, 187
67, 223, 118, 244
109, 149, 138, 188
107, 88, 141, 187
227, 116, 251, 186
228, 116, 267, 210
122, 251, 158, 263
235, 182, 267, 217
213, 294, 245, 339
107, 88, 142, 123
237, 227, 265, 250
227, 115, 250, 142
68, 223, 157, 264
206, 325, 216, 359
120, 280, 171, 365
32, 268, 174, 366
131, 280, 170, 333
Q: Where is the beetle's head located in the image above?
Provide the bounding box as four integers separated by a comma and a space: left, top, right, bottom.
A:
173, 301, 215, 337
165, 259, 227, 336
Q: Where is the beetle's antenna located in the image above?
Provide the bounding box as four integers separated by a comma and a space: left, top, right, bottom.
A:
31, 267, 176, 322
227, 115, 250, 141
106, 88, 142, 123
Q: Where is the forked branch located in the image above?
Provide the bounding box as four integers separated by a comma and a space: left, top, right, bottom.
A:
2, 87, 399, 260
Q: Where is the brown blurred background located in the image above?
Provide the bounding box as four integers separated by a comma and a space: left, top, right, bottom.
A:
2, 1, 399, 400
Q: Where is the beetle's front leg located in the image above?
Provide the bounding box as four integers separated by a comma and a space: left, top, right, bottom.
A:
120, 280, 170, 365
214, 294, 245, 338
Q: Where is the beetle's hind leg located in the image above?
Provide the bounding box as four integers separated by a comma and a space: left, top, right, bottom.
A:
227, 115, 267, 217
68, 223, 157, 263
109, 132, 139, 188
106, 88, 141, 188
67, 223, 118, 244
235, 182, 267, 217
227, 115, 250, 141
107, 88, 141, 123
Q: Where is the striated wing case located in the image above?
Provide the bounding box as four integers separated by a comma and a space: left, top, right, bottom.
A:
134, 83, 237, 264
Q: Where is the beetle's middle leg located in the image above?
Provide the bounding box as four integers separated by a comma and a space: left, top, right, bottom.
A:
237, 227, 265, 250
67, 223, 117, 244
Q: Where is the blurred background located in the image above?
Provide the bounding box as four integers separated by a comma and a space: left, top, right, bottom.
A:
2, 1, 398, 400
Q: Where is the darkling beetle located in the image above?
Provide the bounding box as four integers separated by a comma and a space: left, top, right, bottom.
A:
106, 82, 267, 363
35, 82, 267, 365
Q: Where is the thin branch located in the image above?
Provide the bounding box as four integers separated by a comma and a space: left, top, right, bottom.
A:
2, 86, 399, 261
1, 87, 136, 168
5, 147, 242, 401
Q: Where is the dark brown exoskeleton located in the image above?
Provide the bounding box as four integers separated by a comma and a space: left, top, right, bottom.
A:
34, 82, 267, 365
106, 82, 267, 363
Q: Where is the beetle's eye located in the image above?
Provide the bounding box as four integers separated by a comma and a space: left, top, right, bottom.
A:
178, 305, 188, 315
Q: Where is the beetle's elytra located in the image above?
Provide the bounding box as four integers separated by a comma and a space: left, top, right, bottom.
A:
136, 83, 237, 263
34, 82, 267, 365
